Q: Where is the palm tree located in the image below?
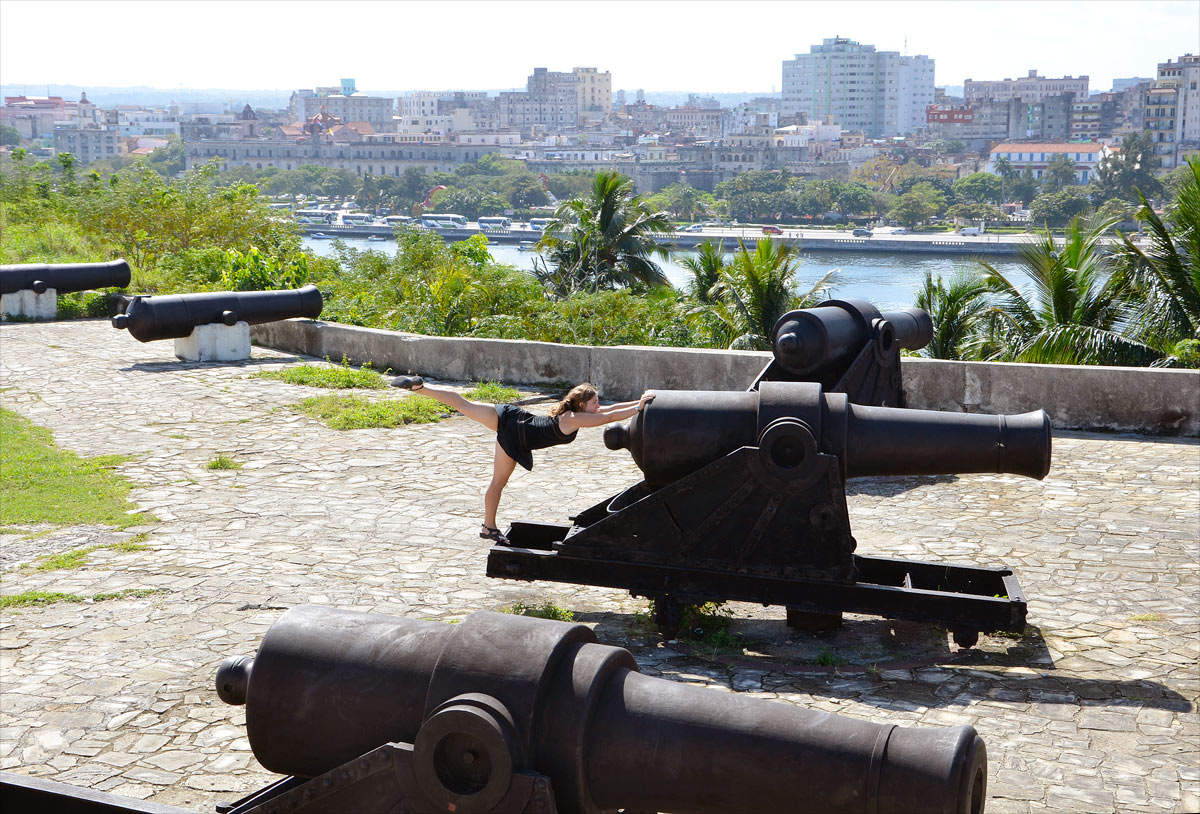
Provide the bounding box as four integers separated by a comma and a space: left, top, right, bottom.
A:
914, 271, 990, 360
993, 156, 1014, 204
678, 241, 726, 304
978, 215, 1161, 365
1112, 158, 1200, 363
538, 171, 674, 292
708, 239, 836, 350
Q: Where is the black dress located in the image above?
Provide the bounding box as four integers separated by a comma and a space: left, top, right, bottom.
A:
494, 404, 578, 471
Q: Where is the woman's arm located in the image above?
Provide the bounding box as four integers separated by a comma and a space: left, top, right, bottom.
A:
560, 391, 656, 433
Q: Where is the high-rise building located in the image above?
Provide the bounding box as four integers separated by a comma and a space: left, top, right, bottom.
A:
963, 70, 1089, 105
289, 81, 394, 127
1146, 54, 1199, 169
781, 37, 934, 138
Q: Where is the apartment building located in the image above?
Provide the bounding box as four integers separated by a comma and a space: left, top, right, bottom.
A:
964, 70, 1089, 104
289, 79, 394, 128
1146, 54, 1200, 169
781, 37, 934, 138
53, 127, 126, 164
986, 142, 1111, 184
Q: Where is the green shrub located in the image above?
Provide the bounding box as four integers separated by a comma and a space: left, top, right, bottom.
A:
292, 394, 451, 430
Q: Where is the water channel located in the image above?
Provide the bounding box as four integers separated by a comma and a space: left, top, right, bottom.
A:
302, 236, 1028, 311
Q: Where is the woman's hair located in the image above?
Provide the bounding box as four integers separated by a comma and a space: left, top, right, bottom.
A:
550, 383, 598, 416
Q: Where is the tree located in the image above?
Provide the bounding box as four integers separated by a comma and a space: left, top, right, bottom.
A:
928, 139, 967, 156
914, 272, 989, 360
0, 124, 21, 146
707, 239, 835, 350
1042, 155, 1078, 192
1028, 189, 1092, 227
663, 182, 703, 221
993, 156, 1015, 204
889, 182, 946, 226
1010, 169, 1039, 206
145, 135, 186, 178
977, 216, 1159, 365
835, 183, 876, 217
536, 170, 674, 293
945, 202, 1006, 223
952, 172, 1003, 204
1112, 158, 1200, 364
496, 172, 549, 209
678, 241, 726, 304
1092, 131, 1162, 203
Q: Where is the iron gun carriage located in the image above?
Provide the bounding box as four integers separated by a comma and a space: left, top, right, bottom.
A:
752, 299, 933, 407
488, 381, 1051, 646
211, 605, 988, 814
111, 284, 323, 342
0, 259, 131, 296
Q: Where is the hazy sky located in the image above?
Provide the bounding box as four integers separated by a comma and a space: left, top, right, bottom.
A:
1, 0, 1197, 94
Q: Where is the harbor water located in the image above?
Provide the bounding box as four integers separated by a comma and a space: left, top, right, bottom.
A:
302, 236, 1027, 311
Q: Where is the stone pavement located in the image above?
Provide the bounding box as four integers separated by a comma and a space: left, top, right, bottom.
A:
1, 318, 1197, 813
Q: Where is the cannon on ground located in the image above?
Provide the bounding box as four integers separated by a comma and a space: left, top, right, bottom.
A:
209, 604, 988, 814
111, 284, 322, 361
0, 260, 131, 320
488, 381, 1051, 646
112, 284, 323, 342
752, 299, 933, 407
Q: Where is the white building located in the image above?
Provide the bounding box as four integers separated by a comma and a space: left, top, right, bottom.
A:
964, 70, 1089, 105
986, 143, 1111, 184
781, 37, 934, 138
1148, 54, 1200, 170
289, 80, 394, 127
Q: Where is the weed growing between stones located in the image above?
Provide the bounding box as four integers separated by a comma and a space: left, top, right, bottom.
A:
29, 536, 152, 572
293, 394, 451, 430
253, 356, 388, 389
505, 601, 575, 622
0, 588, 166, 610
206, 453, 243, 470
464, 381, 521, 403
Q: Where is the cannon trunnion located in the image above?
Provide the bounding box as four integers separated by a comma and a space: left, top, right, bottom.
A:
211, 605, 989, 814
488, 382, 1050, 645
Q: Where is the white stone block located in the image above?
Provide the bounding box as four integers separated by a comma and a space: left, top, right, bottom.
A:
174, 321, 251, 362
0, 288, 57, 320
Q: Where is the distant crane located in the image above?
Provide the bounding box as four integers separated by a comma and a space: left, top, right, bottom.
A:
539, 173, 558, 204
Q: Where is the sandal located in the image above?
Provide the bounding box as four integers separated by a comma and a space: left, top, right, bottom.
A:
391, 375, 424, 391
480, 525, 510, 545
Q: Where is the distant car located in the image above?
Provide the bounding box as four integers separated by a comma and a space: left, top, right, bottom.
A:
852, 228, 872, 237
891, 228, 911, 235
762, 225, 783, 235
680, 224, 704, 232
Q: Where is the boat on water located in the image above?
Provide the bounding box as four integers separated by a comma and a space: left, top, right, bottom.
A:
366, 235, 387, 241
518, 241, 536, 252
310, 233, 334, 240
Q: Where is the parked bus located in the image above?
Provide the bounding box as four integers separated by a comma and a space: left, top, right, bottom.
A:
477, 216, 512, 231
383, 215, 413, 227
268, 202, 293, 212
420, 214, 468, 229
295, 209, 336, 225
341, 212, 374, 226
529, 217, 555, 231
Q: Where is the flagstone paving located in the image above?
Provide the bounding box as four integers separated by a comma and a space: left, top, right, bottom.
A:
1, 319, 1197, 813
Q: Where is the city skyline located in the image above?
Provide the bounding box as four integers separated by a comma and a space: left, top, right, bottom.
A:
1, 0, 1196, 96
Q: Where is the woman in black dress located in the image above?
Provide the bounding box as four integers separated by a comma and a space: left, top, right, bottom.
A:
392, 377, 655, 543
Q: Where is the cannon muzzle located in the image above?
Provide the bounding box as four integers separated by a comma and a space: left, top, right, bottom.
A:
0, 259, 131, 296
604, 381, 1051, 488
112, 284, 323, 342
771, 299, 933, 377
219, 605, 987, 814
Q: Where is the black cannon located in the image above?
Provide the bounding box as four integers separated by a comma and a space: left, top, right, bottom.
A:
0, 259, 131, 296
212, 604, 988, 814
752, 299, 934, 407
111, 284, 323, 342
489, 381, 1051, 646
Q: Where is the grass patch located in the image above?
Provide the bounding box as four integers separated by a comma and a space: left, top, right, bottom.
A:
293, 394, 452, 430
814, 647, 847, 667
30, 537, 153, 572
0, 587, 165, 610
464, 381, 521, 403
206, 453, 243, 470
505, 601, 575, 622
0, 408, 152, 528
253, 357, 387, 389
1130, 612, 1165, 622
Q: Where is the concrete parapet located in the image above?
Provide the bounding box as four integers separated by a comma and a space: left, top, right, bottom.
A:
252, 319, 1200, 436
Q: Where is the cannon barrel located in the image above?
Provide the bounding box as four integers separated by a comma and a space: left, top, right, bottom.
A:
0, 259, 131, 296
604, 381, 1051, 488
111, 284, 323, 342
771, 299, 933, 377
218, 605, 987, 814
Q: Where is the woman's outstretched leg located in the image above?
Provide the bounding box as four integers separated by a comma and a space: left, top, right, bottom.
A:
484, 442, 518, 536
394, 378, 499, 431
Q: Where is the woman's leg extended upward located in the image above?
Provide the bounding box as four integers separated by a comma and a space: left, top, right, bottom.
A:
393, 377, 514, 535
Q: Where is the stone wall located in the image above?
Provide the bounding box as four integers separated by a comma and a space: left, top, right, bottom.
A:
253, 319, 1200, 436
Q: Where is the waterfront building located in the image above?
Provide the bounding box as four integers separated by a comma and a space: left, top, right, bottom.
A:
289, 79, 394, 128
986, 142, 1111, 184
781, 37, 934, 139
964, 70, 1089, 105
